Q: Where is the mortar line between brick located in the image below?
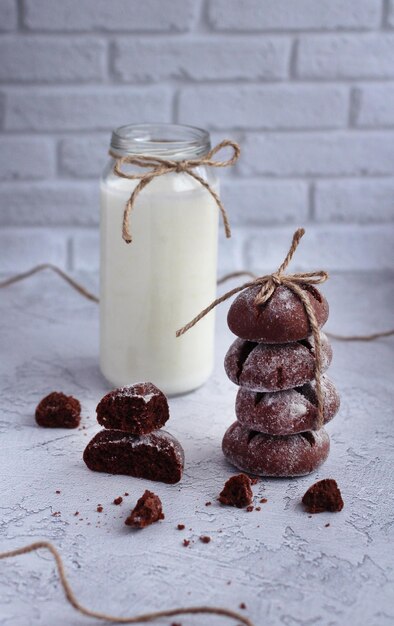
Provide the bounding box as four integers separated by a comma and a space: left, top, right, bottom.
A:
382, 0, 391, 29
16, 0, 24, 32
288, 38, 298, 79
308, 181, 316, 222
66, 237, 74, 272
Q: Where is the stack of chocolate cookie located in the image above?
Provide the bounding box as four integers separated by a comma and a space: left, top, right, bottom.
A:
83, 382, 184, 484
222, 284, 339, 477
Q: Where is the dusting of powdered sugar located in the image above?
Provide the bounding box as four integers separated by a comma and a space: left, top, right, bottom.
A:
240, 285, 297, 313
305, 332, 332, 370
112, 383, 160, 403
91, 429, 184, 464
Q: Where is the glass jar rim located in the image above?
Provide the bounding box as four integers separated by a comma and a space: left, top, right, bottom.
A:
110, 123, 211, 160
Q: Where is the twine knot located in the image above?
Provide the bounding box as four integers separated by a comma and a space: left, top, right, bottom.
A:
176, 228, 329, 429
109, 139, 240, 244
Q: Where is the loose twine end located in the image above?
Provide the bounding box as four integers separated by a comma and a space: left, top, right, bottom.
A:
110, 139, 240, 244
176, 227, 328, 428
0, 541, 254, 626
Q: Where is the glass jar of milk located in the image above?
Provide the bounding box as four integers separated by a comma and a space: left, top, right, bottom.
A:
100, 123, 220, 395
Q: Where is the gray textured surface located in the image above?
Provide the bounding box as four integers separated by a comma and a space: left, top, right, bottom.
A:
0, 270, 393, 626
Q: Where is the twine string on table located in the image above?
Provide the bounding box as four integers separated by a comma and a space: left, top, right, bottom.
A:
0, 260, 392, 344
176, 228, 328, 428
109, 139, 240, 243
0, 541, 254, 626
0, 263, 99, 303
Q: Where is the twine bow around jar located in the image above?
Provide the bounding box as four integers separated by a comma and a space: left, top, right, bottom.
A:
109, 139, 240, 244
176, 228, 329, 428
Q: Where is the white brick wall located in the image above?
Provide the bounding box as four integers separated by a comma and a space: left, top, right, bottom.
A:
0, 0, 393, 274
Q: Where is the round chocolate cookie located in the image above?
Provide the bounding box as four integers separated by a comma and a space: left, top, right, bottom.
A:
224, 332, 332, 392
227, 284, 329, 343
235, 376, 340, 435
222, 421, 330, 477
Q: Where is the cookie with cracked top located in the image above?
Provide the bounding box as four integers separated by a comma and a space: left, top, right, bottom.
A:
227, 284, 329, 343
96, 382, 169, 435
235, 376, 339, 436
222, 421, 330, 477
224, 332, 332, 392
83, 429, 184, 484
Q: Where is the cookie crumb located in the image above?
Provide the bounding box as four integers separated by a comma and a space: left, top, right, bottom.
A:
200, 536, 211, 544
35, 392, 81, 429
52, 511, 61, 517
177, 524, 185, 530
205, 501, 212, 506
219, 474, 253, 508
260, 498, 267, 504
74, 511, 79, 516
113, 496, 123, 505
183, 539, 190, 547
325, 522, 330, 527
125, 490, 164, 529
255, 506, 261, 511
239, 602, 247, 609
246, 505, 254, 512
55, 490, 61, 494
249, 477, 259, 485
302, 479, 344, 514
97, 505, 103, 513
124, 492, 129, 496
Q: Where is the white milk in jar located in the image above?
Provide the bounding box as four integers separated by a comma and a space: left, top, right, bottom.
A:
100, 124, 223, 395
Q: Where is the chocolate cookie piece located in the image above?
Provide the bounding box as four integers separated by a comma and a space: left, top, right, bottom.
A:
235, 376, 340, 435
219, 474, 253, 508
227, 284, 329, 343
224, 333, 332, 392
96, 382, 169, 435
35, 392, 81, 428
222, 422, 330, 477
302, 478, 344, 514
83, 429, 184, 484
125, 490, 164, 528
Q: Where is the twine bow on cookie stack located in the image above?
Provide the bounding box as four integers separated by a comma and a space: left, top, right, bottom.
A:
177, 228, 328, 428
109, 139, 240, 244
